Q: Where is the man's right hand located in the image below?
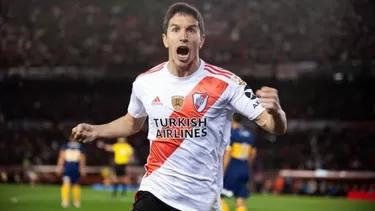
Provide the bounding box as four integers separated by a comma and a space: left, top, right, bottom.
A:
72, 123, 99, 142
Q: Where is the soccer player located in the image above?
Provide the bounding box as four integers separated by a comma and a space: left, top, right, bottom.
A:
56, 135, 86, 208
97, 137, 134, 198
221, 114, 257, 211
71, 2, 287, 211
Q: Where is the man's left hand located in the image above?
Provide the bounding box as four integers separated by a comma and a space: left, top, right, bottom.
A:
256, 86, 282, 115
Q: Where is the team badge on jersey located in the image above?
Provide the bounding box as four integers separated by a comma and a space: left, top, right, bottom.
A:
193, 93, 209, 112
243, 85, 260, 108
171, 95, 184, 111
231, 75, 247, 86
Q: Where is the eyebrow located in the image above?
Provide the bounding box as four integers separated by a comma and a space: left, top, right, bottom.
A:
169, 24, 198, 29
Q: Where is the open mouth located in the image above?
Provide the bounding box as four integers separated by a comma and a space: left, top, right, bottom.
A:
177, 46, 189, 60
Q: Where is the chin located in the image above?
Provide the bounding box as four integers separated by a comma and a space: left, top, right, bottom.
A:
174, 58, 190, 68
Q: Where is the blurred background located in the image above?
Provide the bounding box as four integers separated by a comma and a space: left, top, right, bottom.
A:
0, 0, 375, 210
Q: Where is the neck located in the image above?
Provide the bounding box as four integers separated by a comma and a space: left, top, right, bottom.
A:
167, 58, 200, 77
232, 122, 241, 129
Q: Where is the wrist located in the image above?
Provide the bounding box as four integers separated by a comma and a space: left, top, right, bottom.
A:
268, 108, 287, 134
92, 125, 101, 139
269, 105, 284, 116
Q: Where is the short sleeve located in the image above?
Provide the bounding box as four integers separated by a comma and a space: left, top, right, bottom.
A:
226, 78, 265, 120
127, 81, 148, 118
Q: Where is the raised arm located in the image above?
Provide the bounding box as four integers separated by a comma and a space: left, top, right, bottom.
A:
227, 77, 287, 135
254, 87, 287, 135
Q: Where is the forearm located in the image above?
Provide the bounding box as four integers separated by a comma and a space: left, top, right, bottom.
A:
256, 110, 287, 135
104, 145, 114, 152
57, 162, 63, 169
270, 110, 287, 135
56, 157, 64, 170
80, 158, 86, 172
94, 114, 145, 139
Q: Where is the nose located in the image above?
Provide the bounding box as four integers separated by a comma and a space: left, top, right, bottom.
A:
179, 30, 188, 43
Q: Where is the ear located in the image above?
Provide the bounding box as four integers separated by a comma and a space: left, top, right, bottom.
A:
162, 33, 169, 48
199, 34, 205, 49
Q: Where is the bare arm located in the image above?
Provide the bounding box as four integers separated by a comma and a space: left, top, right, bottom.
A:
247, 147, 257, 169
73, 113, 147, 142
255, 109, 287, 135
80, 154, 86, 176
56, 151, 65, 174
227, 83, 286, 136
97, 141, 115, 152
104, 144, 114, 152
254, 86, 287, 135
95, 113, 146, 139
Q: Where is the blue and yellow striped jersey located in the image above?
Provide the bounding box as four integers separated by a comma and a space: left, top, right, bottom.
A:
228, 126, 256, 162
61, 142, 85, 171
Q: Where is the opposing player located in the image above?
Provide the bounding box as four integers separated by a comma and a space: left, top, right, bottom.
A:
72, 2, 287, 211
97, 137, 133, 198
221, 114, 257, 211
56, 135, 86, 208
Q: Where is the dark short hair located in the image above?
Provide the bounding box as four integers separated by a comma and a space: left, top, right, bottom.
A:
232, 113, 243, 123
163, 2, 205, 36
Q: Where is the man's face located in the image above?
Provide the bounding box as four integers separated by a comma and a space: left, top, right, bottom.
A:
162, 13, 205, 69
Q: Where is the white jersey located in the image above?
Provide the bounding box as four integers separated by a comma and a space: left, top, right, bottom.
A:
128, 59, 265, 211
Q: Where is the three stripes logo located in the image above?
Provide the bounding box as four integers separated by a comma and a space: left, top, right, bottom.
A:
152, 96, 162, 105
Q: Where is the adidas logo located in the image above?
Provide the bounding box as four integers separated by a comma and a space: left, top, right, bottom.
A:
152, 96, 162, 105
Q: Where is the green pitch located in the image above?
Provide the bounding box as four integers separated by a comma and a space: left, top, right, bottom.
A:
0, 184, 374, 211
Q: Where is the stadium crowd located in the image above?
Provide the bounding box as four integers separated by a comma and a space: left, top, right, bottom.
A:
1, 0, 374, 70
2, 78, 375, 122
1, 120, 374, 171
1, 78, 374, 171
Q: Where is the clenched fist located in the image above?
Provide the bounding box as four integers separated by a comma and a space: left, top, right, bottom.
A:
72, 123, 98, 142
256, 86, 282, 115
